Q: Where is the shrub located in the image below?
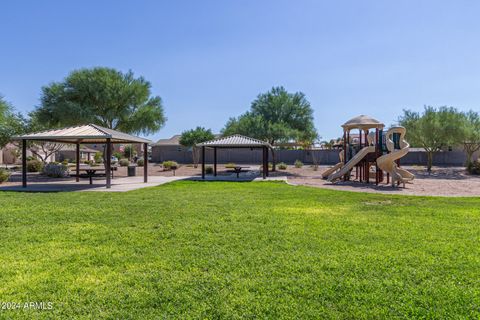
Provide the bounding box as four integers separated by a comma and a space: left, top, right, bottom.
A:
113, 152, 123, 161
137, 158, 144, 167
277, 162, 288, 170
119, 158, 130, 167
205, 166, 213, 174
42, 163, 69, 178
94, 152, 103, 164
163, 161, 179, 170
0, 168, 11, 183
294, 160, 303, 168
467, 160, 480, 175
225, 163, 236, 168
27, 159, 43, 172
123, 145, 137, 159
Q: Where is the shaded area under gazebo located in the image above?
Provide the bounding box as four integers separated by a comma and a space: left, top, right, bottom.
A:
197, 134, 272, 179
14, 124, 151, 189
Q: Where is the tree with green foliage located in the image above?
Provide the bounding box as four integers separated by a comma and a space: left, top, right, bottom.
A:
222, 86, 318, 170
25, 112, 65, 164
398, 106, 467, 172
462, 111, 480, 166
179, 127, 215, 167
0, 96, 28, 149
123, 145, 137, 160
31, 67, 166, 135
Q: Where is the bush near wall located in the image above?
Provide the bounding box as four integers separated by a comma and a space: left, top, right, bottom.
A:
42, 163, 69, 178
0, 169, 11, 183
467, 160, 480, 175
119, 159, 130, 166
27, 159, 43, 172
162, 161, 179, 170
294, 160, 303, 168
277, 162, 288, 170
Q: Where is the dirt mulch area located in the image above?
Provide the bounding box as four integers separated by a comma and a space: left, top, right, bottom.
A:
286, 165, 480, 197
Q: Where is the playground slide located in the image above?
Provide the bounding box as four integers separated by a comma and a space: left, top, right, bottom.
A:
328, 146, 375, 182
321, 150, 345, 179
376, 127, 414, 186
321, 162, 343, 179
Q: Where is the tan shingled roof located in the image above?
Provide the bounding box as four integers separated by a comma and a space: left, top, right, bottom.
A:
14, 124, 151, 144
197, 134, 271, 148
341, 115, 384, 130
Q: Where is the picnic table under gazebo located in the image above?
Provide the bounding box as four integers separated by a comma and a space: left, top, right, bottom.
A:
14, 124, 151, 189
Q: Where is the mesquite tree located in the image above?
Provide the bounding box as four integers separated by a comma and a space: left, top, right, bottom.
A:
399, 106, 466, 172
179, 127, 215, 168
222, 86, 318, 170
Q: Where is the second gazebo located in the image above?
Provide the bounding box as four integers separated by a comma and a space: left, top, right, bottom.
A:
197, 134, 272, 179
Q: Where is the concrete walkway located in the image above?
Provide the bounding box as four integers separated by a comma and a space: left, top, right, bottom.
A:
0, 176, 189, 192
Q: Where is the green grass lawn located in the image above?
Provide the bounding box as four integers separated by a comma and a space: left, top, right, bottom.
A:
0, 181, 479, 319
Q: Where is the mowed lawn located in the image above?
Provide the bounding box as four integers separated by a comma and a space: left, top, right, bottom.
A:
0, 181, 479, 319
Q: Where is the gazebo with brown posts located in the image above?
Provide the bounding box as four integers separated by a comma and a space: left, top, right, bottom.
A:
14, 124, 151, 189
196, 134, 272, 179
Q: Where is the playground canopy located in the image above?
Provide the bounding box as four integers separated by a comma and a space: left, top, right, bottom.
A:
14, 124, 151, 189
341, 115, 385, 131
196, 134, 272, 179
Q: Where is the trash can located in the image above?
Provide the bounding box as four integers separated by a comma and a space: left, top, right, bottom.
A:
127, 165, 137, 176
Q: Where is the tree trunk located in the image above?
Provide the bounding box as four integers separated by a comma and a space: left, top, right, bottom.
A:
463, 143, 480, 166
466, 150, 474, 166
271, 149, 276, 172
427, 151, 433, 172
192, 146, 199, 168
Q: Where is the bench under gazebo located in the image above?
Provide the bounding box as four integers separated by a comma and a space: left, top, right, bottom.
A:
196, 134, 272, 179
14, 124, 151, 189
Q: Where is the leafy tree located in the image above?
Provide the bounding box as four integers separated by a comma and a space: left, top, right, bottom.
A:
123, 145, 137, 160
179, 127, 215, 167
31, 67, 166, 135
462, 111, 480, 166
0, 96, 28, 149
398, 106, 466, 172
222, 86, 318, 170
26, 113, 64, 163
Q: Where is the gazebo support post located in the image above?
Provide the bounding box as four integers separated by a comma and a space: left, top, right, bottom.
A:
201, 146, 205, 179
106, 138, 111, 188
22, 139, 27, 188
262, 147, 266, 179
76, 142, 80, 182
143, 142, 148, 183
266, 147, 269, 177
213, 147, 217, 176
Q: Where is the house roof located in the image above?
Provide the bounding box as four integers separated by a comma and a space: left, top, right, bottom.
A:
342, 115, 385, 130
196, 134, 271, 148
58, 145, 99, 153
153, 135, 182, 146
153, 133, 221, 146
13, 124, 151, 144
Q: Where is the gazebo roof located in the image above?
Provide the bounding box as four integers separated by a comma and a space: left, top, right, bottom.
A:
341, 115, 385, 130
197, 134, 271, 148
14, 124, 151, 144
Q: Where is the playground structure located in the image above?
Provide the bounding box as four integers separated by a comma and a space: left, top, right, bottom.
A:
323, 115, 414, 187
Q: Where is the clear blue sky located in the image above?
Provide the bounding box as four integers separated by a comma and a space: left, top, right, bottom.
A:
1, 1, 480, 141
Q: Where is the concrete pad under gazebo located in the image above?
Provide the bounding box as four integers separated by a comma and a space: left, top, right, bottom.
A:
13, 124, 151, 189
196, 134, 272, 179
